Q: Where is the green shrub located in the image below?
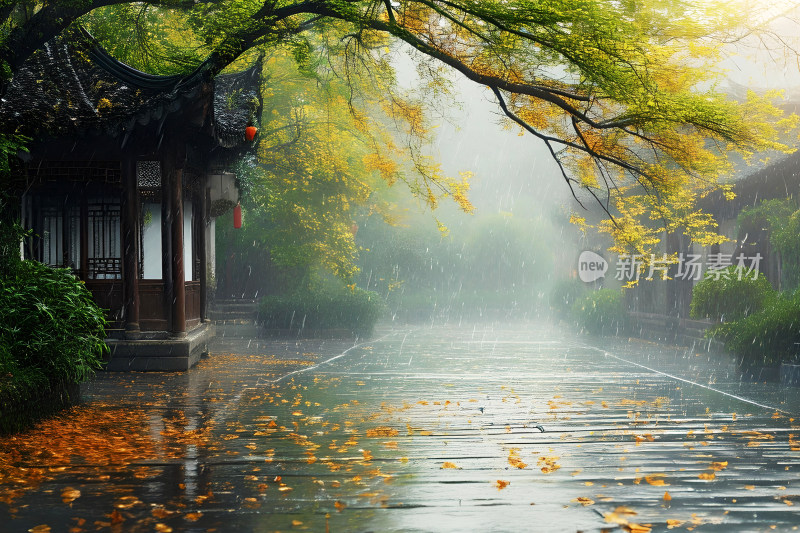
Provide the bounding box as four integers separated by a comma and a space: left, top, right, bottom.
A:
712, 291, 800, 368
260, 277, 385, 337
1, 261, 108, 380
689, 266, 775, 321
1, 258, 108, 433
549, 279, 588, 321
573, 288, 626, 335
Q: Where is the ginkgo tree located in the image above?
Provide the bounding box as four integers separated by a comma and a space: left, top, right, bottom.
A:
2, 0, 800, 258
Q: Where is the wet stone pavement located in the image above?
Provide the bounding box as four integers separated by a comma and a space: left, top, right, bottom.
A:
1, 322, 800, 533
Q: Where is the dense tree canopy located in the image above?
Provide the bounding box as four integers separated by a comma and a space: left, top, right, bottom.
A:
3, 0, 800, 261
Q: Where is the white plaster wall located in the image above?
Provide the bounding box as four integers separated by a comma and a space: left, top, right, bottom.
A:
208, 217, 216, 284
142, 202, 162, 279
184, 200, 193, 282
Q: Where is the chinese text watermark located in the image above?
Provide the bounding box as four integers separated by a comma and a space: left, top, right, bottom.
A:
579, 251, 763, 283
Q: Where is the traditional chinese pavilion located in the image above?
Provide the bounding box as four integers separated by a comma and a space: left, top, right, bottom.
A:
1, 29, 261, 370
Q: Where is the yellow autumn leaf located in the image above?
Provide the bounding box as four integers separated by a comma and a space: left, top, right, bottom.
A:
441, 461, 459, 469
366, 426, 398, 437
61, 487, 81, 504
644, 474, 668, 486
115, 496, 142, 509
508, 448, 528, 469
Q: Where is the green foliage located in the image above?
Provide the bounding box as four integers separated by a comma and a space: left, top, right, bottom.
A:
66, 0, 799, 260
82, 4, 207, 75
1, 260, 108, 383
548, 278, 588, 321
0, 241, 108, 432
737, 198, 796, 237
712, 291, 800, 367
739, 199, 800, 291
572, 289, 626, 336
689, 266, 775, 321
259, 275, 385, 337
0, 132, 26, 176
0, 195, 26, 274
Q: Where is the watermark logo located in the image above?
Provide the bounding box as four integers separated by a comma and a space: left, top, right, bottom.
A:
578, 250, 608, 283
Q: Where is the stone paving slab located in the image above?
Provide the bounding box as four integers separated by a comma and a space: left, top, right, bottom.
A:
1, 322, 799, 532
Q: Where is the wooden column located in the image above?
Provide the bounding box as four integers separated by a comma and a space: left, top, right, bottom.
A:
165, 144, 187, 338
122, 159, 141, 336
161, 166, 173, 331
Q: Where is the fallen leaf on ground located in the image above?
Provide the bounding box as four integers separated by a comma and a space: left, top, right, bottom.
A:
115, 496, 142, 509
109, 509, 124, 525
61, 488, 81, 504
508, 449, 528, 469
644, 474, 668, 486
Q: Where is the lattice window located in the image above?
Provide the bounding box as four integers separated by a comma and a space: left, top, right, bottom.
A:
29, 161, 121, 183
137, 160, 161, 189
87, 196, 121, 279
39, 197, 80, 270
40, 203, 62, 267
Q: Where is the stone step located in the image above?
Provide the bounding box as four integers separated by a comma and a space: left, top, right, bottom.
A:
213, 320, 261, 339
212, 303, 259, 313
210, 298, 260, 321
209, 310, 259, 320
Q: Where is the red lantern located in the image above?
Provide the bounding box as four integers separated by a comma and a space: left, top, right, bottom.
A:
245, 126, 257, 141
233, 203, 242, 229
